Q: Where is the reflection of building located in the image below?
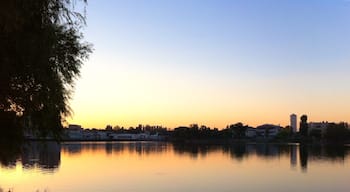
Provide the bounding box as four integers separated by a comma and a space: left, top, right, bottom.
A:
255, 144, 279, 156
290, 145, 297, 167
290, 114, 297, 133
63, 143, 82, 154
61, 141, 170, 156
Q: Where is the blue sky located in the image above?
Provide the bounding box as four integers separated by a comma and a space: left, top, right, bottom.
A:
70, 0, 350, 128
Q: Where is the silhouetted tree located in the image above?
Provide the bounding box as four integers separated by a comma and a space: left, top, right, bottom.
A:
299, 115, 308, 137
275, 126, 291, 140
105, 125, 113, 131
309, 129, 321, 139
325, 123, 350, 142
0, 0, 92, 138
229, 122, 247, 139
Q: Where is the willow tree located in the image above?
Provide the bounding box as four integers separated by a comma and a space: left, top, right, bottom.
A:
0, 0, 91, 139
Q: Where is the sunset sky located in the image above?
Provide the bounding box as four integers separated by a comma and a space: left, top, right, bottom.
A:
69, 0, 350, 129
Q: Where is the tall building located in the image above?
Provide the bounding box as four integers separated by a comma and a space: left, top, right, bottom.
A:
290, 114, 297, 133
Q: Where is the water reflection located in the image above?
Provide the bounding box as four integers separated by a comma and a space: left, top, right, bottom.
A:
21, 142, 60, 171
0, 141, 60, 173
0, 141, 22, 168
0, 141, 349, 172
171, 143, 349, 172
61, 141, 169, 156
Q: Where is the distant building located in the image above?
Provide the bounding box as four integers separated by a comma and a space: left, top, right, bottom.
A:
68, 124, 82, 130
109, 133, 150, 140
256, 124, 282, 138
65, 124, 83, 139
290, 114, 297, 133
245, 127, 257, 138
308, 122, 329, 136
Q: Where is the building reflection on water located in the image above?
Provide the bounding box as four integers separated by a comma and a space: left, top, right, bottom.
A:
61, 141, 169, 156
0, 141, 349, 172
290, 145, 297, 167
171, 143, 348, 172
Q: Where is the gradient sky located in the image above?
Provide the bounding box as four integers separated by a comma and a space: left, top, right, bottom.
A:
69, 0, 350, 129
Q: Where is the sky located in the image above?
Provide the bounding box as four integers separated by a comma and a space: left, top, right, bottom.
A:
69, 0, 350, 129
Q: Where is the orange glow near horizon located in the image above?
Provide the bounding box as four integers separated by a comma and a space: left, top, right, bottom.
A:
68, 63, 350, 129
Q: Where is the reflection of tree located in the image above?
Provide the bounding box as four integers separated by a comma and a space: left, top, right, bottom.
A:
5, 141, 346, 174
0, 140, 22, 167
21, 142, 61, 171
255, 144, 284, 158
105, 142, 112, 155
173, 143, 222, 159
324, 146, 345, 161
62, 142, 82, 154
0, 141, 61, 172
0, 186, 12, 192
299, 144, 308, 171
173, 143, 296, 161
298, 145, 347, 170
223, 144, 246, 160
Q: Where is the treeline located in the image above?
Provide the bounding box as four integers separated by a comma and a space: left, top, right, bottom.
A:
309, 122, 350, 142
172, 123, 250, 141
78, 121, 350, 143
104, 124, 168, 135
170, 122, 350, 143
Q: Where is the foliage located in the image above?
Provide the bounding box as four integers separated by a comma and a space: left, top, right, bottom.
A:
299, 115, 308, 137
325, 123, 350, 141
275, 127, 291, 140
309, 129, 322, 139
227, 122, 248, 139
0, 0, 91, 138
172, 123, 250, 141
172, 125, 220, 141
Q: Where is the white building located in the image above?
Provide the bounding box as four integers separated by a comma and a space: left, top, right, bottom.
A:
245, 127, 257, 138
109, 133, 150, 140
65, 124, 83, 140
290, 114, 297, 133
244, 125, 282, 139
83, 130, 109, 140
256, 124, 282, 138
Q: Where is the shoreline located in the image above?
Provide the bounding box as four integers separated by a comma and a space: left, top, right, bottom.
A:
25, 138, 350, 145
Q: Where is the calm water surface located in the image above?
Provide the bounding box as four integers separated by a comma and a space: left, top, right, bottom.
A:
0, 141, 349, 192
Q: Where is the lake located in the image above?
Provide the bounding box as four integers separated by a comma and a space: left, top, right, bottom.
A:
0, 141, 349, 192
